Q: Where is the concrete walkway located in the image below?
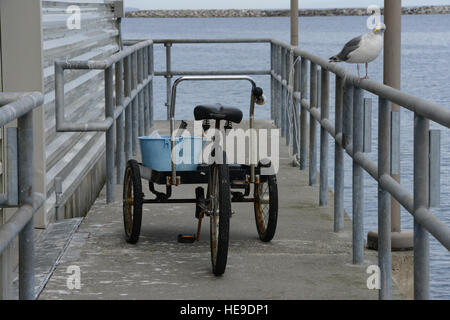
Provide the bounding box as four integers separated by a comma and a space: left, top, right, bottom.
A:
39, 120, 402, 300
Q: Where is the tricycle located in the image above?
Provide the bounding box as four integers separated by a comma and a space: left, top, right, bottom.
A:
123, 75, 278, 275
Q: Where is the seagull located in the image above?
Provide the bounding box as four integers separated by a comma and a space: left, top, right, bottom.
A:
329, 22, 386, 82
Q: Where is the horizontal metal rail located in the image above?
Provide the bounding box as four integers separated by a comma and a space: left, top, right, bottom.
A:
124, 38, 272, 45
154, 70, 270, 76
0, 91, 45, 300
124, 39, 272, 119
54, 40, 155, 204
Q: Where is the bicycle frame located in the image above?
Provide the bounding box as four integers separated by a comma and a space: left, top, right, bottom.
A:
168, 75, 259, 186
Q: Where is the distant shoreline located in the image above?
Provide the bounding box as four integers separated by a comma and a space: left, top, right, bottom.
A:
125, 5, 450, 18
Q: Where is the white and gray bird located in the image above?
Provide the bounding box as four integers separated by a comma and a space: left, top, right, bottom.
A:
329, 22, 386, 82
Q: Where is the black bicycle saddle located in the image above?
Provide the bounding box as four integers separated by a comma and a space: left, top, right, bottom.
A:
194, 103, 243, 124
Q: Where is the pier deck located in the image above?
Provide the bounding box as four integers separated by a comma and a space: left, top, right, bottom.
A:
39, 120, 402, 300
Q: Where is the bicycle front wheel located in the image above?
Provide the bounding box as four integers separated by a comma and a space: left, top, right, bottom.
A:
209, 163, 231, 276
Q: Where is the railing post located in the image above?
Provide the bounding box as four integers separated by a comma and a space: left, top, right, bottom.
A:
132, 52, 139, 155
429, 130, 440, 208
342, 83, 353, 148
115, 60, 125, 184
272, 43, 279, 127
334, 76, 344, 232
105, 66, 115, 203
309, 62, 317, 186
149, 43, 154, 128
137, 49, 144, 137
277, 45, 282, 129
352, 86, 364, 264
378, 98, 392, 300
17, 110, 34, 300
299, 58, 308, 170
6, 127, 18, 206
280, 47, 286, 138
1, 127, 16, 298
319, 68, 329, 206
270, 42, 275, 122
391, 110, 401, 231
124, 56, 132, 162
363, 98, 372, 153
143, 47, 150, 134
286, 49, 292, 147
292, 52, 300, 162
316, 70, 321, 114
165, 42, 172, 120
0, 247, 12, 299
414, 113, 430, 300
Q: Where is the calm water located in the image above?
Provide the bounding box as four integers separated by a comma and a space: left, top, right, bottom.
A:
122, 15, 450, 299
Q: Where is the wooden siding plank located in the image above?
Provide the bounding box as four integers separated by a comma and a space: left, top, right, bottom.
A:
41, 0, 120, 219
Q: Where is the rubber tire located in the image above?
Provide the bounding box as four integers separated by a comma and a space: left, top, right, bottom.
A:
254, 175, 278, 242
209, 163, 231, 276
123, 160, 143, 244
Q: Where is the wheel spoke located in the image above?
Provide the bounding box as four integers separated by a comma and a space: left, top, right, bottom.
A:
255, 181, 271, 231
124, 173, 133, 236
127, 197, 134, 206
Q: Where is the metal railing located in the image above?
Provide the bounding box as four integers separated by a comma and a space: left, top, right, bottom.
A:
55, 40, 154, 204
62, 38, 449, 300
0, 92, 45, 300
269, 38, 450, 300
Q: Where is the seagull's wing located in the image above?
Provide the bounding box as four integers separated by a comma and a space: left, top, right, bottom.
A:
330, 35, 363, 62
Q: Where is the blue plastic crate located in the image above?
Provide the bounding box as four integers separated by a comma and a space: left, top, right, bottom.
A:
138, 135, 205, 172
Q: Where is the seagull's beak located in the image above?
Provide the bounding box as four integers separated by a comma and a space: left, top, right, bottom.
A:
373, 27, 380, 33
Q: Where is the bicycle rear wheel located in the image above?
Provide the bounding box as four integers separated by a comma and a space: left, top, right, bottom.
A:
254, 175, 278, 242
123, 160, 143, 244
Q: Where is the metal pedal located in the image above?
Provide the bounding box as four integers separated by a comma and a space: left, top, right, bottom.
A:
178, 234, 196, 243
